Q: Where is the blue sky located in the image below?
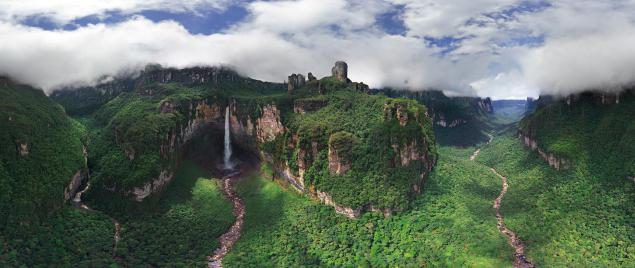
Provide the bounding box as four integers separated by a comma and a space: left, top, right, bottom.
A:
18, 1, 549, 52
1, 0, 634, 99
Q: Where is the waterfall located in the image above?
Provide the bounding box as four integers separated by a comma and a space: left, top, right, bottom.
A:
224, 106, 234, 170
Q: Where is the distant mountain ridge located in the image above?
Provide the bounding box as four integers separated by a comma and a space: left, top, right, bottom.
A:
382, 89, 494, 146
50, 65, 246, 115
519, 88, 635, 179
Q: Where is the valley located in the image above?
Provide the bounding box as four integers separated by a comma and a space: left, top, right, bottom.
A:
1, 64, 633, 267
2, 2, 635, 267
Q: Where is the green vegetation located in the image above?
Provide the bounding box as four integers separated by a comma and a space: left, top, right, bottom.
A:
269, 88, 437, 210
85, 76, 287, 193
90, 83, 217, 190
114, 160, 234, 267
520, 92, 635, 179
383, 89, 494, 146
224, 151, 511, 267
0, 83, 86, 222
0, 207, 117, 267
477, 131, 635, 266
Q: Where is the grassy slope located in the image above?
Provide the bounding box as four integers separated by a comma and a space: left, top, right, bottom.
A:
477, 131, 635, 266
224, 148, 511, 267
115, 160, 234, 267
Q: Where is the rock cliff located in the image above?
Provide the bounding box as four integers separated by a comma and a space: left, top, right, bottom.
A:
518, 131, 570, 170
382, 89, 493, 146
287, 74, 306, 94
331, 61, 349, 82
85, 62, 437, 217
519, 88, 634, 178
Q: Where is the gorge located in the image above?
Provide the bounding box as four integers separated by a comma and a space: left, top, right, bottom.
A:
1, 63, 633, 267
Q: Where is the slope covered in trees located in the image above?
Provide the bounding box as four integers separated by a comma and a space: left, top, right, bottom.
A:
519, 89, 635, 180
383, 89, 494, 146
0, 79, 86, 223
477, 130, 634, 266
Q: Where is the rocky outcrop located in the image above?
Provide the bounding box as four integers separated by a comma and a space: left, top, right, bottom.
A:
317, 190, 361, 219
64, 170, 87, 201
519, 132, 571, 170
293, 98, 328, 114
328, 132, 354, 176
307, 72, 316, 81
383, 102, 410, 126
64, 146, 89, 201
127, 100, 223, 201
159, 100, 177, 113
436, 117, 467, 128
255, 105, 285, 142
16, 141, 28, 156
159, 100, 223, 158
287, 73, 306, 94
331, 61, 349, 82
353, 82, 370, 93
328, 147, 350, 176
394, 141, 423, 167
478, 97, 493, 113
316, 190, 398, 218
138, 65, 238, 87
131, 170, 173, 202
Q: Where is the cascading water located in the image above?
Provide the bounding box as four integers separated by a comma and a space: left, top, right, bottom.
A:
224, 106, 235, 170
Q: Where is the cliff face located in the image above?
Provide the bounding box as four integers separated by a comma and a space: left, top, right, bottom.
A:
129, 100, 223, 201
519, 88, 635, 179
137, 65, 239, 87
518, 131, 570, 170
50, 78, 136, 115
51, 65, 241, 115
382, 89, 493, 146
85, 63, 437, 217
230, 98, 436, 218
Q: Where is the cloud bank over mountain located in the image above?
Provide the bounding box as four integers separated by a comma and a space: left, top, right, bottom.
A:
1, 0, 634, 99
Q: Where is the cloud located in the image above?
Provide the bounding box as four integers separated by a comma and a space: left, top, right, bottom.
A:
521, 29, 635, 96
0, 0, 635, 99
0, 0, 237, 24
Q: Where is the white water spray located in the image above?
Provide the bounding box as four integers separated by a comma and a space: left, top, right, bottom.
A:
224, 106, 234, 170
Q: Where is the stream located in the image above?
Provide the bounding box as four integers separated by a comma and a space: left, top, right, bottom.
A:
208, 173, 245, 268
471, 135, 535, 268
72, 182, 122, 258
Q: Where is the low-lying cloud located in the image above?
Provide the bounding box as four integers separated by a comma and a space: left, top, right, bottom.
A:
1, 0, 635, 99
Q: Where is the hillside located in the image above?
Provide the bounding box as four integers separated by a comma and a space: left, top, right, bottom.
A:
53, 62, 437, 217
519, 89, 635, 180
0, 78, 122, 266
382, 89, 493, 146
0, 77, 87, 223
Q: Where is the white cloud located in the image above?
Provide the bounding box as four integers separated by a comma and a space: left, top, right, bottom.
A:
1, 0, 635, 99
471, 70, 539, 100
0, 0, 236, 24
521, 29, 635, 96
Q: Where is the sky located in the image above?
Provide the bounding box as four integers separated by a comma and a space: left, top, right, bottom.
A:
1, 0, 635, 99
